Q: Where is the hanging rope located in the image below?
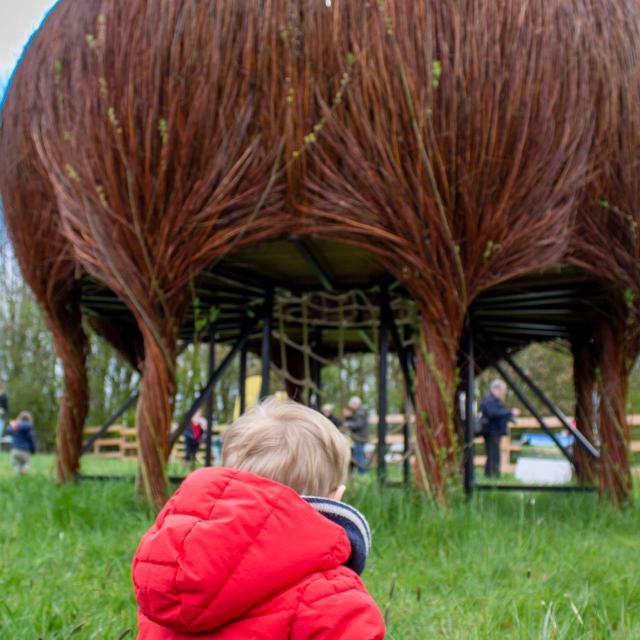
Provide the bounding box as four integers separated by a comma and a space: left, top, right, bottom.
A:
267, 289, 416, 407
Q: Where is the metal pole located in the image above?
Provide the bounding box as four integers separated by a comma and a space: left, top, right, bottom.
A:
260, 289, 273, 400
408, 345, 416, 374
383, 294, 415, 412
239, 342, 248, 414
309, 330, 323, 410
476, 483, 596, 493
464, 330, 475, 497
204, 324, 216, 467
492, 361, 576, 466
503, 354, 600, 459
377, 286, 389, 484
309, 358, 322, 409
403, 397, 411, 486
170, 315, 259, 448
382, 291, 414, 487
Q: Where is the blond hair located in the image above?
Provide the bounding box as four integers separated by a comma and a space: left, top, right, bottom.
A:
222, 397, 350, 496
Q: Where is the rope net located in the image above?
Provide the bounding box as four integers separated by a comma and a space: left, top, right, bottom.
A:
269, 289, 417, 410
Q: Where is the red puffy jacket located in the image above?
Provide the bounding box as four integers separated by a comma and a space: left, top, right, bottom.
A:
132, 467, 385, 639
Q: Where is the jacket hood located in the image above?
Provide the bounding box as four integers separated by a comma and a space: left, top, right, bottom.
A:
132, 468, 351, 634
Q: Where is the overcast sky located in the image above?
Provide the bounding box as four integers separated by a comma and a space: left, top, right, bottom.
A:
0, 0, 56, 86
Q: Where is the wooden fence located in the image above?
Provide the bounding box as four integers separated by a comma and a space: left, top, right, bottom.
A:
83, 424, 227, 462
83, 425, 139, 458
473, 415, 640, 474
83, 415, 640, 470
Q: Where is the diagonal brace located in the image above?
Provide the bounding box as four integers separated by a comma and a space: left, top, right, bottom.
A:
170, 314, 260, 449
80, 391, 139, 455
503, 353, 599, 460
492, 361, 576, 466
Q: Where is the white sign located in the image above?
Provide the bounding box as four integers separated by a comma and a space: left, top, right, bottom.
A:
514, 457, 573, 485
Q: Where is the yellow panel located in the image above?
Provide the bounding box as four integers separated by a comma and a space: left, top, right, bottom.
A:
233, 375, 263, 420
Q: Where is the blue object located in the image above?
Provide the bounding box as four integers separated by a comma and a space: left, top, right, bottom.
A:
520, 433, 574, 448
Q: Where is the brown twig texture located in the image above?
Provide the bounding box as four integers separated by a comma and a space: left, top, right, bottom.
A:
1, 0, 639, 503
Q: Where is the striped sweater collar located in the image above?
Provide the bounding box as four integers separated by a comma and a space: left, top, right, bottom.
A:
303, 497, 371, 575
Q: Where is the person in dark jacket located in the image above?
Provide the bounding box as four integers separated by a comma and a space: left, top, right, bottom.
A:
321, 403, 343, 429
0, 380, 8, 435
343, 396, 369, 473
479, 379, 520, 478
7, 411, 36, 475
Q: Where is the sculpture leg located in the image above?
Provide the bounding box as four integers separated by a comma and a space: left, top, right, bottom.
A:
136, 324, 177, 506
50, 305, 89, 482
595, 321, 632, 504
413, 319, 462, 503
571, 333, 598, 484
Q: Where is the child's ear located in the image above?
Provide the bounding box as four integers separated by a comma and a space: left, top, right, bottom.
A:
331, 484, 346, 501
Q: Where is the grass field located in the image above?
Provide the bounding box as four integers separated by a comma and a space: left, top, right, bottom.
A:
1, 454, 639, 639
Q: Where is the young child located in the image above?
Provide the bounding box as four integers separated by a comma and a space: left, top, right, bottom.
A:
132, 398, 385, 639
183, 408, 206, 467
7, 411, 36, 475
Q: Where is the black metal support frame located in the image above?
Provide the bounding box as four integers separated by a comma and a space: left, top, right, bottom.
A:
503, 354, 599, 459
464, 330, 475, 497
492, 361, 576, 466
204, 324, 216, 466
260, 289, 273, 400
402, 404, 411, 487
476, 484, 596, 493
377, 286, 389, 484
465, 328, 599, 497
293, 238, 335, 292
381, 290, 415, 486
309, 355, 322, 410
239, 342, 248, 414
170, 314, 260, 448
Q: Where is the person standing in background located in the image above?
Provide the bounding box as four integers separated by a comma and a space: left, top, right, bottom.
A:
479, 379, 520, 478
343, 396, 369, 473
0, 381, 8, 435
321, 403, 342, 429
7, 411, 36, 475
183, 409, 206, 467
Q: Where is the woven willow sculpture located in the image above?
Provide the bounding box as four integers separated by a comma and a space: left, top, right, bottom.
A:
1, 0, 639, 504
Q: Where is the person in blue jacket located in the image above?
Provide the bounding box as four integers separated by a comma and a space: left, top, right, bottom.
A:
7, 411, 36, 475
479, 379, 520, 478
